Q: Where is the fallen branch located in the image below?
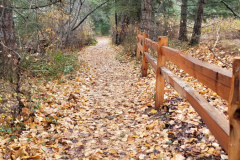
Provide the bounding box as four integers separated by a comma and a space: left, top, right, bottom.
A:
206, 26, 232, 68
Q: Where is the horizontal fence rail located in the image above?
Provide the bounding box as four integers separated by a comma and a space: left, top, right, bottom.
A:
136, 30, 240, 159
161, 46, 232, 101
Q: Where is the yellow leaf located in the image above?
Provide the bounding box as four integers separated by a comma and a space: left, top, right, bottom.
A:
145, 144, 151, 147
109, 149, 117, 154
76, 142, 83, 146
212, 93, 217, 97
200, 91, 206, 94
96, 150, 102, 154
150, 109, 157, 114
215, 151, 220, 156
45, 145, 57, 148
137, 82, 144, 86
148, 124, 154, 130
22, 155, 41, 159
207, 147, 215, 154
206, 143, 212, 147
186, 138, 196, 143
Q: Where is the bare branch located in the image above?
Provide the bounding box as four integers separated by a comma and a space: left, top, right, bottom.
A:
220, 0, 240, 19
72, 0, 109, 31
0, 41, 21, 60
13, 9, 27, 21
0, 0, 62, 10
206, 26, 232, 68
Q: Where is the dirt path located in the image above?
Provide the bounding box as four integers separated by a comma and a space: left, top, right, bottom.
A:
1, 37, 227, 159
82, 37, 144, 108
66, 37, 226, 159
74, 37, 157, 158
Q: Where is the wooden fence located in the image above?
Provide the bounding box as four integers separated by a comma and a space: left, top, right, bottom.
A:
136, 30, 240, 159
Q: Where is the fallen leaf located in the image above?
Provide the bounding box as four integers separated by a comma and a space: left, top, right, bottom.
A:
150, 109, 157, 114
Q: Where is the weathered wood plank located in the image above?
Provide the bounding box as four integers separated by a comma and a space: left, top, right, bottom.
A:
137, 34, 144, 41
145, 38, 158, 51
142, 33, 148, 77
137, 42, 143, 53
160, 66, 229, 152
144, 52, 157, 72
155, 37, 168, 109
136, 31, 141, 60
228, 57, 240, 160
137, 30, 141, 36
161, 46, 232, 101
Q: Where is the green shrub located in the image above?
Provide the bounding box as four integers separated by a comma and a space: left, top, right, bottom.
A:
88, 39, 98, 46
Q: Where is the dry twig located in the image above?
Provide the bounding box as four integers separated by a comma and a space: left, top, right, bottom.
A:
206, 26, 232, 68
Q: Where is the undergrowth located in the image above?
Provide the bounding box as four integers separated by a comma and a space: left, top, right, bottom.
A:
88, 39, 98, 46
21, 50, 80, 79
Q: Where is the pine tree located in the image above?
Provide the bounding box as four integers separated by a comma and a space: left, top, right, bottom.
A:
179, 0, 188, 42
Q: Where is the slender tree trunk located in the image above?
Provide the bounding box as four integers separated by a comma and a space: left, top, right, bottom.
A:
140, 0, 152, 34
119, 14, 129, 44
163, 15, 168, 36
153, 1, 164, 41
179, 0, 188, 42
115, 11, 120, 45
0, 0, 16, 79
65, 0, 73, 46
190, 0, 205, 45
0, 0, 24, 114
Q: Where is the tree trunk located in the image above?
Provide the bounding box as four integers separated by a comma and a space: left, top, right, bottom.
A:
179, 0, 188, 42
0, 0, 24, 114
114, 11, 120, 45
140, 0, 152, 34
119, 14, 129, 44
190, 0, 205, 45
0, 0, 17, 80
65, 0, 74, 47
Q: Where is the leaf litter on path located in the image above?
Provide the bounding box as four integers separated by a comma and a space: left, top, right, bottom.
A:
0, 37, 228, 159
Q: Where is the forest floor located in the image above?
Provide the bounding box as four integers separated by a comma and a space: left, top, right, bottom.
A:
0, 37, 229, 159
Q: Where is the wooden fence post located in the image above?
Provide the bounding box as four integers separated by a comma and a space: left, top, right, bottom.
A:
136, 30, 141, 60
155, 37, 168, 109
142, 32, 148, 77
229, 57, 240, 160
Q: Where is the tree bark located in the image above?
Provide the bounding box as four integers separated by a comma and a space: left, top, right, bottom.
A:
0, 0, 17, 79
190, 0, 205, 45
119, 14, 129, 44
114, 11, 120, 45
0, 0, 24, 113
140, 0, 152, 34
179, 0, 188, 42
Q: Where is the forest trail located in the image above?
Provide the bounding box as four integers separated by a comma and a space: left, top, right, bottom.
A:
71, 37, 158, 158
81, 37, 143, 108
1, 37, 228, 159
